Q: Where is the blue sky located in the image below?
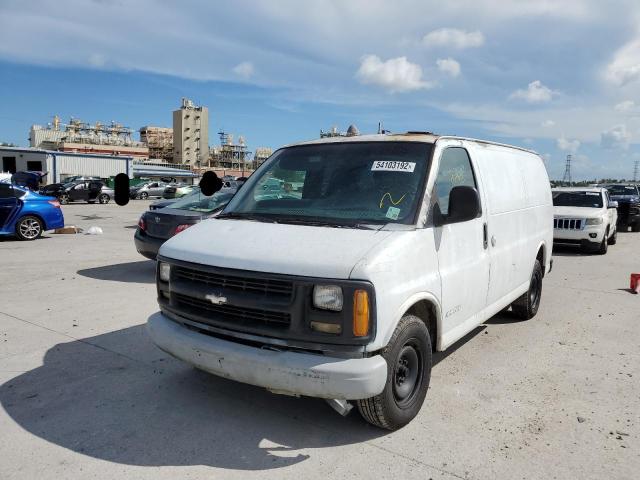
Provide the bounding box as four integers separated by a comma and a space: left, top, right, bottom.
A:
1, 0, 640, 180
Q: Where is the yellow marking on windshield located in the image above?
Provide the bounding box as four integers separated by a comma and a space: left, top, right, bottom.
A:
379, 192, 406, 209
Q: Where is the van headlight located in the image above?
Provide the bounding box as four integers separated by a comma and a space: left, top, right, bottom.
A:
585, 218, 603, 226
159, 262, 171, 282
313, 285, 343, 311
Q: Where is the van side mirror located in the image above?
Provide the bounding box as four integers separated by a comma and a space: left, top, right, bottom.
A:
434, 186, 481, 226
609, 200, 618, 209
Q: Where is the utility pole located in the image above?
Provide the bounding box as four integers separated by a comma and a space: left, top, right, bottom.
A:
634, 159, 639, 183
562, 154, 572, 185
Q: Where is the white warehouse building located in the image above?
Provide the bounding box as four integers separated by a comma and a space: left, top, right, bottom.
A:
0, 146, 132, 184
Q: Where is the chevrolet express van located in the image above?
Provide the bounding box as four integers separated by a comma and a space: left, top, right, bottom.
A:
147, 133, 553, 430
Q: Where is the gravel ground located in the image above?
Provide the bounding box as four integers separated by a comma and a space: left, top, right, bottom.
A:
0, 201, 638, 479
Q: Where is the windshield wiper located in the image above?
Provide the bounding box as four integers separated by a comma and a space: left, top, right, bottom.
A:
272, 217, 379, 230
216, 212, 279, 223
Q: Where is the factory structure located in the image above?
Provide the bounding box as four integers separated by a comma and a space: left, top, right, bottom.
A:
139, 126, 173, 162
173, 98, 209, 166
30, 116, 148, 159
1, 97, 272, 184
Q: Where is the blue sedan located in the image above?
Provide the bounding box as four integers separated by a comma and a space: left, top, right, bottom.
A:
0, 183, 65, 240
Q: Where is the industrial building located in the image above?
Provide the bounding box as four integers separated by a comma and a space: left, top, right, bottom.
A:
140, 126, 173, 162
0, 146, 132, 185
30, 116, 148, 159
173, 98, 209, 166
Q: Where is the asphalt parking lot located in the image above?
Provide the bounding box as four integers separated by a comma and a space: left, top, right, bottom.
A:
0, 201, 638, 480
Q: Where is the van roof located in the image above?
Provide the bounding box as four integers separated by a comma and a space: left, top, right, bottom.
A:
285, 132, 537, 154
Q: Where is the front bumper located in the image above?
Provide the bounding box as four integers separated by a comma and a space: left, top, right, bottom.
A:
553, 225, 605, 245
147, 312, 388, 400
134, 229, 164, 260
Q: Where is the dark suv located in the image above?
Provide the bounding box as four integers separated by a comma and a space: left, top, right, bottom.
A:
604, 184, 640, 232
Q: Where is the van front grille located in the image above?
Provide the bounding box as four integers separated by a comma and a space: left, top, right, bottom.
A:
174, 266, 294, 297
172, 293, 291, 329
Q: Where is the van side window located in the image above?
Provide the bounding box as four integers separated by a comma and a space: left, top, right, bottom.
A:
433, 148, 477, 216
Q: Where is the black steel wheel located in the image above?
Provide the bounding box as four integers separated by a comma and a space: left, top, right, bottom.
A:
512, 259, 543, 319
357, 315, 432, 430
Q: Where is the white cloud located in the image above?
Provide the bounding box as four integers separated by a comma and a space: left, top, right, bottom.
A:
356, 55, 433, 93
436, 58, 461, 77
233, 61, 254, 79
509, 80, 558, 103
557, 135, 580, 153
615, 100, 636, 112
601, 124, 631, 149
541, 119, 555, 127
423, 28, 485, 49
88, 53, 106, 67
606, 38, 640, 85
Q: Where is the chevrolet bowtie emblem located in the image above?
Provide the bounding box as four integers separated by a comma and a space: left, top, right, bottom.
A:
205, 293, 227, 305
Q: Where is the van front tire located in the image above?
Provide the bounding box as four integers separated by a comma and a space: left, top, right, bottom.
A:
511, 259, 543, 320
356, 315, 431, 430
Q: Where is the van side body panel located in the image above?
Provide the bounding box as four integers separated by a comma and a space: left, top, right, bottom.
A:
350, 229, 442, 352
368, 139, 552, 353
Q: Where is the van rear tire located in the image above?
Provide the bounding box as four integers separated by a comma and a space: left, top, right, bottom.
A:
356, 315, 431, 430
511, 259, 543, 320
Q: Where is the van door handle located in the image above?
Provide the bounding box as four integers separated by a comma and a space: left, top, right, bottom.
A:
483, 222, 488, 249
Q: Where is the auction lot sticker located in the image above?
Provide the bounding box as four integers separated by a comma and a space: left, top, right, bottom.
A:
371, 161, 416, 172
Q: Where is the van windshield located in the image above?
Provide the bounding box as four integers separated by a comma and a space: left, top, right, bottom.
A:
222, 141, 432, 226
553, 191, 603, 208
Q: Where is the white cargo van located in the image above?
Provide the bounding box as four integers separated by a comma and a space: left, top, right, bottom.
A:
147, 133, 553, 430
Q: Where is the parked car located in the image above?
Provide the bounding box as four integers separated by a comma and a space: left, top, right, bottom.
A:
131, 182, 172, 200
162, 184, 196, 199
147, 133, 553, 430
134, 188, 235, 260
603, 184, 640, 232
61, 175, 103, 183
40, 180, 112, 204
149, 198, 178, 211
552, 187, 617, 254
0, 183, 64, 240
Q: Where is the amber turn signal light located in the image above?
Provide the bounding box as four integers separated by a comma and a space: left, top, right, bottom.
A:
353, 290, 370, 337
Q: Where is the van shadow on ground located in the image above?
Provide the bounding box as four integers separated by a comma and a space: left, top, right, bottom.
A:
77, 261, 156, 284
0, 324, 389, 470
